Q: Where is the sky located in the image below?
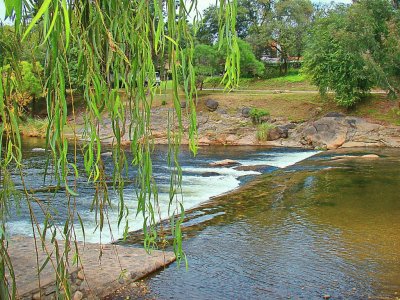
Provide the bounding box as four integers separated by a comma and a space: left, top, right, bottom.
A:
0, 0, 352, 23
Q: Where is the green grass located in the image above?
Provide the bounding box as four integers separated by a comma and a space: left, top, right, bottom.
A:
202, 74, 317, 91
256, 123, 276, 141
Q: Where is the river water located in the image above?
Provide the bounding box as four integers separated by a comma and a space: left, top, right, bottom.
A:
7, 138, 317, 244
7, 139, 400, 299
122, 148, 400, 299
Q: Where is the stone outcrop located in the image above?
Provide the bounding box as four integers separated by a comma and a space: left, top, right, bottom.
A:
294, 114, 400, 149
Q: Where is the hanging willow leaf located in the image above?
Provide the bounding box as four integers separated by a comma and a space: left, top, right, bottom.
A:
1, 0, 240, 298
22, 0, 53, 41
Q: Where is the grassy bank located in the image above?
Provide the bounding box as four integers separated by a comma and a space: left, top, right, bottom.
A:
202, 73, 317, 91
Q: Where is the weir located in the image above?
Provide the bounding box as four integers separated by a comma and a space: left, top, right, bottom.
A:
7, 236, 175, 299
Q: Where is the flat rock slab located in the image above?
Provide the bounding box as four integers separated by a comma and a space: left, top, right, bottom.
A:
7, 236, 175, 299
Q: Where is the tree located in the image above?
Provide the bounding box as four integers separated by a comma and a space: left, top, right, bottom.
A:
196, 0, 268, 45
193, 44, 218, 89
0, 61, 44, 115
194, 39, 264, 83
0, 1, 239, 299
303, 0, 399, 107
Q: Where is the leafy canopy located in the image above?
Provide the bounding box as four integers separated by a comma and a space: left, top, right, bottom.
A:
303, 0, 400, 106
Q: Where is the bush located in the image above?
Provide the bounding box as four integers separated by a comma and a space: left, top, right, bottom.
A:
249, 108, 270, 124
0, 61, 44, 114
256, 123, 276, 141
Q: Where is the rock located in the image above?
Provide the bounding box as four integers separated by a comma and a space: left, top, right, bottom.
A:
237, 134, 257, 145
198, 137, 211, 145
267, 126, 288, 141
282, 123, 297, 130
331, 155, 358, 160
180, 101, 186, 109
205, 99, 219, 112
77, 270, 85, 280
225, 134, 238, 144
73, 291, 83, 300
45, 286, 57, 295
362, 154, 380, 159
32, 148, 46, 152
209, 159, 240, 167
101, 152, 113, 157
234, 165, 272, 172
32, 292, 41, 300
217, 108, 228, 114
331, 154, 380, 160
201, 172, 221, 177
118, 278, 125, 284
299, 116, 349, 149
324, 112, 345, 118
241, 107, 251, 118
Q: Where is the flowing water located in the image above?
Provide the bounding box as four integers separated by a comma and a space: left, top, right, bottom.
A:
121, 148, 400, 300
6, 138, 317, 244
7, 139, 400, 299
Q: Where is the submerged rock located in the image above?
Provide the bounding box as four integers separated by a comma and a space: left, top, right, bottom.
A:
209, 159, 240, 167
201, 172, 221, 177
331, 154, 380, 160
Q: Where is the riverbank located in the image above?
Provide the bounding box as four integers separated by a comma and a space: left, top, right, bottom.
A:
64, 89, 400, 150
20, 84, 400, 150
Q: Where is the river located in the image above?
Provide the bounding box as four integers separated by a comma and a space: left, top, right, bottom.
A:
6, 139, 400, 299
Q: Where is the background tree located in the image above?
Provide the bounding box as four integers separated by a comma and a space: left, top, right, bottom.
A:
303, 0, 399, 107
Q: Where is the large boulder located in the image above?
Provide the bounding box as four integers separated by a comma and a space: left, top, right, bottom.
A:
296, 115, 393, 149
267, 126, 288, 141
205, 99, 219, 112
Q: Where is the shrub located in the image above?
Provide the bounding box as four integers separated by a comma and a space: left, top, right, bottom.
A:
249, 108, 270, 124
256, 122, 275, 141
0, 61, 44, 114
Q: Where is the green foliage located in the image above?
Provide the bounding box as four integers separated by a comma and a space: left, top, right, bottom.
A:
303, 0, 399, 107
249, 108, 270, 124
196, 0, 269, 45
194, 39, 264, 81
274, 0, 314, 58
0, 61, 43, 113
256, 122, 275, 141
65, 46, 83, 90
236, 39, 265, 77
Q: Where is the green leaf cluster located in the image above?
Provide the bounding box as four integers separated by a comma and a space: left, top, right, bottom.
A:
303, 0, 400, 107
249, 108, 270, 124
